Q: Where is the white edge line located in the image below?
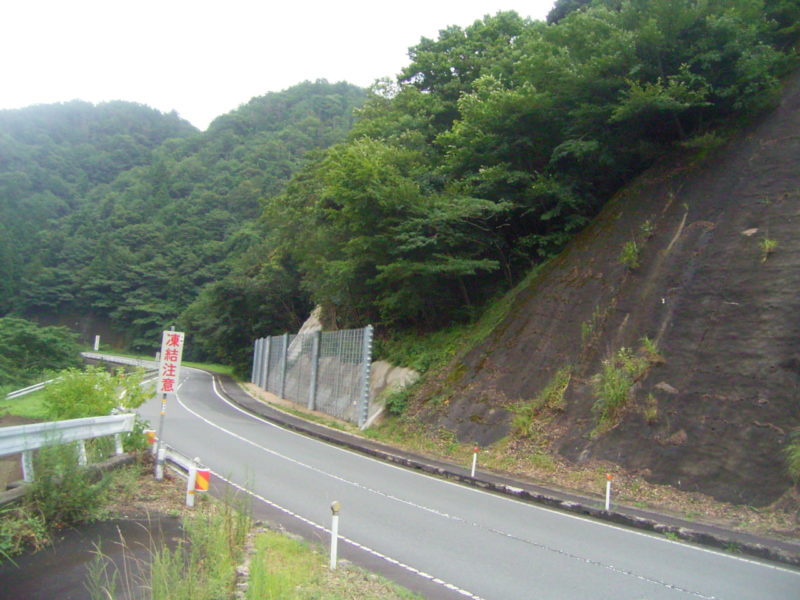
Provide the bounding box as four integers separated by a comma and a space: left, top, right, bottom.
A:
169, 366, 800, 577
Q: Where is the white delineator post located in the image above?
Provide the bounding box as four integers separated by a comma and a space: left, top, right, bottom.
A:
471, 446, 479, 478
186, 457, 199, 507
330, 500, 341, 570
605, 473, 613, 511
93, 335, 100, 351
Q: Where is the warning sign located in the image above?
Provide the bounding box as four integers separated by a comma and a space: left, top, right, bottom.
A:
157, 331, 185, 395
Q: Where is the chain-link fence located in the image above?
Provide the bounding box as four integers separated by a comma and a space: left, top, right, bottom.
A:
250, 325, 374, 428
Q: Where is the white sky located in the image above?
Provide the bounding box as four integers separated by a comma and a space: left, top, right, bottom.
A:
1, 1, 556, 130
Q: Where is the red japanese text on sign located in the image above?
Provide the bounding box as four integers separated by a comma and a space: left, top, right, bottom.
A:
157, 330, 185, 395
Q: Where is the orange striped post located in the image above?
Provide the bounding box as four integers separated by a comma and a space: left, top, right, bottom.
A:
195, 467, 210, 493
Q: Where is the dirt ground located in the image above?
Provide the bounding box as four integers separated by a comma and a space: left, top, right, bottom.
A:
0, 413, 191, 600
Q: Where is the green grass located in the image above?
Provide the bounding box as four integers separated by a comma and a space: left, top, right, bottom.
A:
619, 239, 641, 269
0, 388, 50, 419
785, 432, 800, 482
377, 262, 549, 375
247, 528, 421, 600
590, 347, 651, 437
510, 367, 571, 439
759, 237, 777, 262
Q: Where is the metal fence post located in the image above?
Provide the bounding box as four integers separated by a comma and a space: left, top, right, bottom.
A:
279, 333, 289, 399
358, 325, 374, 429
307, 330, 321, 411
261, 337, 271, 390
251, 338, 261, 385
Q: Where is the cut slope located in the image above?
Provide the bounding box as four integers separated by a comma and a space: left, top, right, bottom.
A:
418, 71, 800, 507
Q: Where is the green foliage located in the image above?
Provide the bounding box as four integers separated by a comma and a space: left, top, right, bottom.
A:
619, 240, 641, 269
149, 498, 251, 600
511, 367, 571, 439
759, 236, 778, 262
785, 430, 800, 483
2, 2, 795, 363
0, 506, 48, 561
0, 317, 82, 388
0, 389, 50, 419
384, 387, 414, 417
591, 347, 653, 437
26, 443, 111, 529
42, 366, 148, 420
7, 82, 364, 350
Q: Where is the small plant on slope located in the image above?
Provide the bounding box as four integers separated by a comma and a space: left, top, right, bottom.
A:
511, 367, 571, 439
619, 240, 641, 269
591, 344, 658, 437
759, 236, 777, 262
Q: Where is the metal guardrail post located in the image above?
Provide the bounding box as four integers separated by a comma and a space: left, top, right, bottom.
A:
308, 331, 321, 410
22, 451, 34, 482
358, 325, 374, 429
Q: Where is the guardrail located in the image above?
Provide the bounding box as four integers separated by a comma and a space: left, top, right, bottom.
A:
81, 352, 159, 370
0, 413, 136, 482
5, 378, 57, 400
147, 437, 210, 507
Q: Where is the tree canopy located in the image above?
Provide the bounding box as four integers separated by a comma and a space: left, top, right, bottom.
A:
1, 2, 797, 376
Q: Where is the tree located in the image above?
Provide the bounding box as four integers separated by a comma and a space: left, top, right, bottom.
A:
0, 317, 82, 388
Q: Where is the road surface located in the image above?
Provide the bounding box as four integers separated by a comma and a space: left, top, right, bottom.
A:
137, 366, 800, 600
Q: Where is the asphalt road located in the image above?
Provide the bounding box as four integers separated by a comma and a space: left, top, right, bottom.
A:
137, 366, 800, 600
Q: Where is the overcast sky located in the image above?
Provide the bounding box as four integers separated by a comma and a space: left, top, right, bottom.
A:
1, 1, 556, 130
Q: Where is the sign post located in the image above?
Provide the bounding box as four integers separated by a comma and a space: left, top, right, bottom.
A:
154, 329, 185, 480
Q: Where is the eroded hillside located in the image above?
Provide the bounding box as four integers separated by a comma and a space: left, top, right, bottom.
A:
414, 71, 800, 507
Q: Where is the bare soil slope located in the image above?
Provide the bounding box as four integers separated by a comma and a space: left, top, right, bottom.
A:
417, 71, 800, 507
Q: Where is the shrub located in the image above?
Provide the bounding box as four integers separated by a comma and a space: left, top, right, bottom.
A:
26, 443, 111, 529
619, 240, 641, 269
786, 431, 800, 483
759, 237, 777, 262
591, 347, 650, 437
511, 367, 571, 439
43, 366, 149, 420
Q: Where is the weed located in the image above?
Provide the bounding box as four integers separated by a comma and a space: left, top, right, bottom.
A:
725, 542, 742, 554
619, 240, 640, 269
759, 237, 777, 262
0, 506, 48, 561
785, 430, 800, 482
643, 393, 658, 424
640, 219, 655, 239
510, 367, 571, 439
639, 336, 663, 363
385, 387, 413, 417
529, 452, 557, 472
590, 347, 652, 437
27, 442, 112, 528
664, 531, 680, 541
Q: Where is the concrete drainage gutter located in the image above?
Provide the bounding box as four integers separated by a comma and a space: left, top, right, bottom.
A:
223, 374, 800, 568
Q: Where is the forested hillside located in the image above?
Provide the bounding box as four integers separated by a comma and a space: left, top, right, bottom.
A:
1, 0, 797, 382
0, 101, 196, 314
1, 82, 365, 350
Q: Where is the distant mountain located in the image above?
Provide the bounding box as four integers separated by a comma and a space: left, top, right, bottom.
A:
0, 100, 197, 313
1, 82, 365, 348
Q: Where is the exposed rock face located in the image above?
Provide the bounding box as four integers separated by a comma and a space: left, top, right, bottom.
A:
418, 72, 800, 506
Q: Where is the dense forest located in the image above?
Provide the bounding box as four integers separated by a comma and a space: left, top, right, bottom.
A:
1, 0, 798, 377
